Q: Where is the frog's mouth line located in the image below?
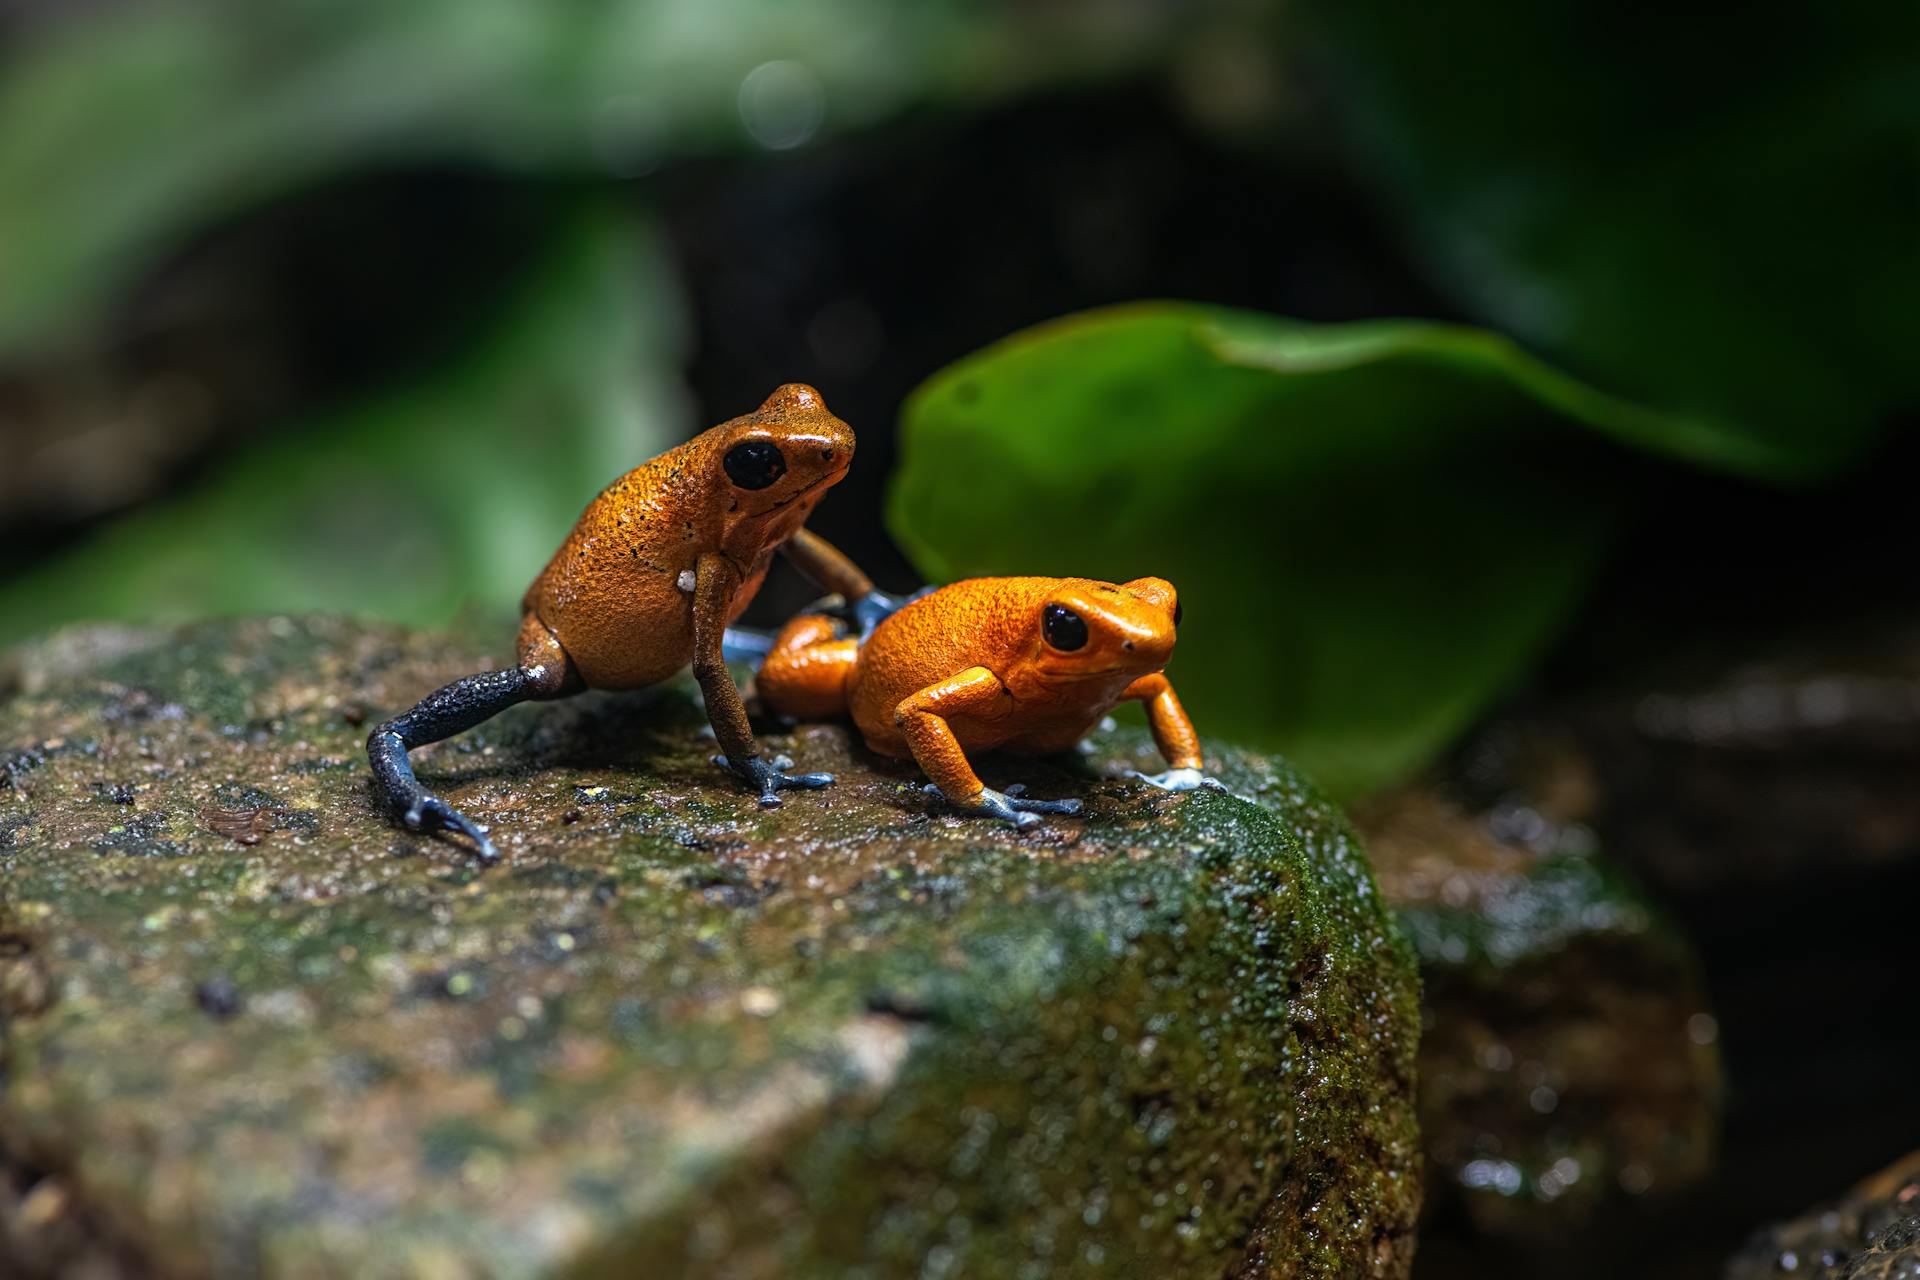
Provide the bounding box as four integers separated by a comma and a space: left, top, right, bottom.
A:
1036, 658, 1170, 682
755, 466, 849, 514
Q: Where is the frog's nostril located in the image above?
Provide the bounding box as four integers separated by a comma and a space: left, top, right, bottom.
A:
821, 448, 835, 463
1123, 640, 1135, 651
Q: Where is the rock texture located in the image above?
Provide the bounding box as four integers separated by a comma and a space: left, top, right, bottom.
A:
1726, 1151, 1920, 1280
0, 617, 1421, 1280
1354, 727, 1721, 1239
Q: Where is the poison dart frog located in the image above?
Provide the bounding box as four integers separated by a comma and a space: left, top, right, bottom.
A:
368, 384, 896, 858
754, 575, 1221, 826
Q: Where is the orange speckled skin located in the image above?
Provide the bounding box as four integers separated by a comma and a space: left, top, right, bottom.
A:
364, 383, 871, 857
520, 383, 858, 690
758, 576, 1203, 804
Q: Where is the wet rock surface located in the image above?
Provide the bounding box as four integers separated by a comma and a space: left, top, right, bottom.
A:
1725, 1151, 1920, 1280
1353, 733, 1720, 1241
1563, 625, 1920, 894
0, 617, 1421, 1280
1389, 615, 1920, 1279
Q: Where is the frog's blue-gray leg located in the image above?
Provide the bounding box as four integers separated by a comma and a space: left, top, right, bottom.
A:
924, 782, 1082, 829
721, 626, 777, 667
843, 586, 935, 640
722, 585, 932, 673
368, 659, 570, 860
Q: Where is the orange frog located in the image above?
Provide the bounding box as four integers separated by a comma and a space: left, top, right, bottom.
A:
756, 576, 1221, 825
368, 384, 895, 858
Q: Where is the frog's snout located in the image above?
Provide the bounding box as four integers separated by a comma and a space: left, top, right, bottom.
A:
1124, 626, 1176, 668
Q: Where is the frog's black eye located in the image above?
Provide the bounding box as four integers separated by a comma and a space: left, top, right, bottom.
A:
724, 440, 787, 491
1043, 603, 1088, 652
1173, 601, 1183, 627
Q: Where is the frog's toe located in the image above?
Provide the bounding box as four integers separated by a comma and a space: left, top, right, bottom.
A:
1130, 766, 1224, 794
975, 789, 1042, 829
1014, 796, 1082, 816
1003, 783, 1083, 816
715, 753, 835, 806
929, 784, 1071, 827
404, 793, 498, 861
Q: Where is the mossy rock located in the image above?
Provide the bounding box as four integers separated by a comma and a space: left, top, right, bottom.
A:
0, 617, 1421, 1279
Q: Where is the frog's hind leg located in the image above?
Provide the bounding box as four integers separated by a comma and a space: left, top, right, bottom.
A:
366, 615, 581, 861
720, 625, 778, 667
753, 614, 857, 721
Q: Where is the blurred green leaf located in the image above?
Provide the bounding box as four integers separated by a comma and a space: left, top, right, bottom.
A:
888, 302, 1688, 797
1299, 0, 1920, 482
0, 0, 1203, 354
0, 203, 686, 648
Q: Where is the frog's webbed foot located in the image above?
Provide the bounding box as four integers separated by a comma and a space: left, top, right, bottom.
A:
926, 782, 1083, 828
1129, 766, 1227, 794
713, 753, 836, 808
402, 792, 498, 861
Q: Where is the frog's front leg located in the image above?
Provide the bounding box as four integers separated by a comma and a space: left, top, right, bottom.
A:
1118, 672, 1225, 794
894, 667, 1083, 828
693, 552, 835, 806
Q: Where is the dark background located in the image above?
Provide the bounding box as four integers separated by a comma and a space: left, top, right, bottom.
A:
2, 1, 1917, 1274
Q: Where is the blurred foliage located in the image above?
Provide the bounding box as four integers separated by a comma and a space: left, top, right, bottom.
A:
890, 0, 1920, 794
0, 0, 1199, 355
891, 303, 1664, 797
0, 0, 1910, 798
0, 0, 1213, 653
1298, 0, 1920, 481
0, 205, 682, 648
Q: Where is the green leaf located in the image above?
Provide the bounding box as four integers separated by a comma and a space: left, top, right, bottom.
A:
888, 302, 1689, 797
1298, 0, 1920, 482
0, 203, 687, 649
0, 0, 1194, 355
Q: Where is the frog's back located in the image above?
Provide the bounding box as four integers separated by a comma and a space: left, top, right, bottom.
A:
523, 438, 720, 689
847, 578, 1054, 753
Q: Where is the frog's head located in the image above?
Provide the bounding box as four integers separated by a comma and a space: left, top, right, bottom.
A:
1028, 576, 1180, 681
715, 383, 855, 545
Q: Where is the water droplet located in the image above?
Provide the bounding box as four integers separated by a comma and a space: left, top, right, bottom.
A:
1460, 1159, 1525, 1196
738, 61, 825, 150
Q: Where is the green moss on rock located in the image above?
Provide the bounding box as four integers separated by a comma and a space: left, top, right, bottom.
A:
0, 617, 1420, 1279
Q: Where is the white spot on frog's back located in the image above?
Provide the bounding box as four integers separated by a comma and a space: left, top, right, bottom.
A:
677, 570, 697, 593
